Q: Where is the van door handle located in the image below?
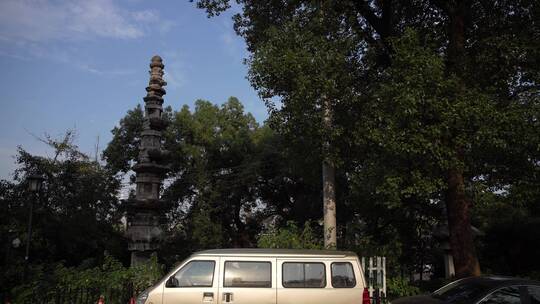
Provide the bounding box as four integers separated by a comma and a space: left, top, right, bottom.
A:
202, 292, 214, 302
222, 292, 234, 302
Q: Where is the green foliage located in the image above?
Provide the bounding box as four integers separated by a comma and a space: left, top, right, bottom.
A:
190, 202, 224, 249
102, 105, 144, 174
196, 0, 540, 278
128, 254, 165, 292
1, 131, 126, 296
105, 97, 325, 256
11, 254, 163, 303
386, 276, 421, 299
4, 0, 539, 290
257, 221, 323, 250
162, 98, 264, 249
478, 209, 540, 278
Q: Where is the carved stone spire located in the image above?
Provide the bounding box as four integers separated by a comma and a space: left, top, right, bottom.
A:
126, 55, 169, 266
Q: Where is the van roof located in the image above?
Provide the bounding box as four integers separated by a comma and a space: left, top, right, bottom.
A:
193, 248, 358, 258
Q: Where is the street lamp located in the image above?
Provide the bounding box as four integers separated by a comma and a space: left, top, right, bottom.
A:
24, 174, 44, 279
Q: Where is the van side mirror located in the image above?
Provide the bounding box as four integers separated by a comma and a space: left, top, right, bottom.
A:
166, 276, 179, 288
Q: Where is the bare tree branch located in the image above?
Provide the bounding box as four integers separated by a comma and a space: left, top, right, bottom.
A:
352, 0, 384, 35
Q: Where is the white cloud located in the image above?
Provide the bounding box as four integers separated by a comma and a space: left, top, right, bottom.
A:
164, 70, 185, 89
157, 20, 176, 34
1, 42, 135, 76
221, 31, 234, 46
0, 1, 176, 76
132, 10, 159, 23
66, 0, 144, 39
162, 50, 187, 89
0, 0, 169, 42
219, 17, 246, 60
59, 56, 135, 76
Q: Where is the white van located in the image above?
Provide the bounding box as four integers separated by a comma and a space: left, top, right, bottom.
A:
136, 248, 368, 304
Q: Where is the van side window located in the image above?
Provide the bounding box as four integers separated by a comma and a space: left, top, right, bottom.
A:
173, 260, 215, 287
331, 262, 356, 288
224, 261, 272, 288
283, 262, 326, 288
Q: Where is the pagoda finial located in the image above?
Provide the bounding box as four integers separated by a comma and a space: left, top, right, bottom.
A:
145, 55, 167, 103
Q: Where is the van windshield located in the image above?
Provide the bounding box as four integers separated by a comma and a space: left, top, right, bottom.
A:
159, 259, 189, 285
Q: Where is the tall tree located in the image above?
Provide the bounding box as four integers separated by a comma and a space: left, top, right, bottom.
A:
104, 97, 325, 255
243, 1, 360, 249
435, 0, 480, 277
195, 0, 540, 277
1, 131, 125, 292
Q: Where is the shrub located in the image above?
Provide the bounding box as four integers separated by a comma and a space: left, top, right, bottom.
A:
386, 276, 421, 299
11, 254, 164, 303
257, 221, 323, 249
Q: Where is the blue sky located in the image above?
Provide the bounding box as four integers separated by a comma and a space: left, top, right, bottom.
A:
0, 0, 267, 180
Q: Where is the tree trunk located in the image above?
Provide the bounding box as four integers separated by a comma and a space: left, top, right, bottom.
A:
232, 201, 246, 248
322, 97, 337, 249
445, 168, 481, 277
323, 159, 337, 249
444, 0, 481, 278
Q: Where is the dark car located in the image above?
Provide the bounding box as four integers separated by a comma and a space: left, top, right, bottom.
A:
392, 276, 540, 304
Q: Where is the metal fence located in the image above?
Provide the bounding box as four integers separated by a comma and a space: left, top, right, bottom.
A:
3, 286, 134, 304
362, 256, 387, 304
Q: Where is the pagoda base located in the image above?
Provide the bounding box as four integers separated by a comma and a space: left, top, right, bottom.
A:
130, 250, 155, 266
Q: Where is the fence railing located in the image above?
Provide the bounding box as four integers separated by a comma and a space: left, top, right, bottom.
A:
362, 256, 387, 304
3, 285, 135, 304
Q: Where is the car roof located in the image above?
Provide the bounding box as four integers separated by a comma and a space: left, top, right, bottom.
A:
192, 248, 358, 258
429, 276, 540, 304
456, 276, 540, 287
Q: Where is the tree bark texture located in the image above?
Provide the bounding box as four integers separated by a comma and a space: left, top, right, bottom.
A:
322, 159, 337, 249
445, 168, 481, 277
322, 97, 337, 249
444, 0, 481, 278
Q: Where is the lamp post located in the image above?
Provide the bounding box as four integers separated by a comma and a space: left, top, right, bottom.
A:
24, 174, 44, 279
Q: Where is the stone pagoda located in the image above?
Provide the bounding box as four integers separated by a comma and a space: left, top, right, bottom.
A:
126, 55, 169, 266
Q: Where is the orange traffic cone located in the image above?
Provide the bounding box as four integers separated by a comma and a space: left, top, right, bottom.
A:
97, 295, 105, 304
